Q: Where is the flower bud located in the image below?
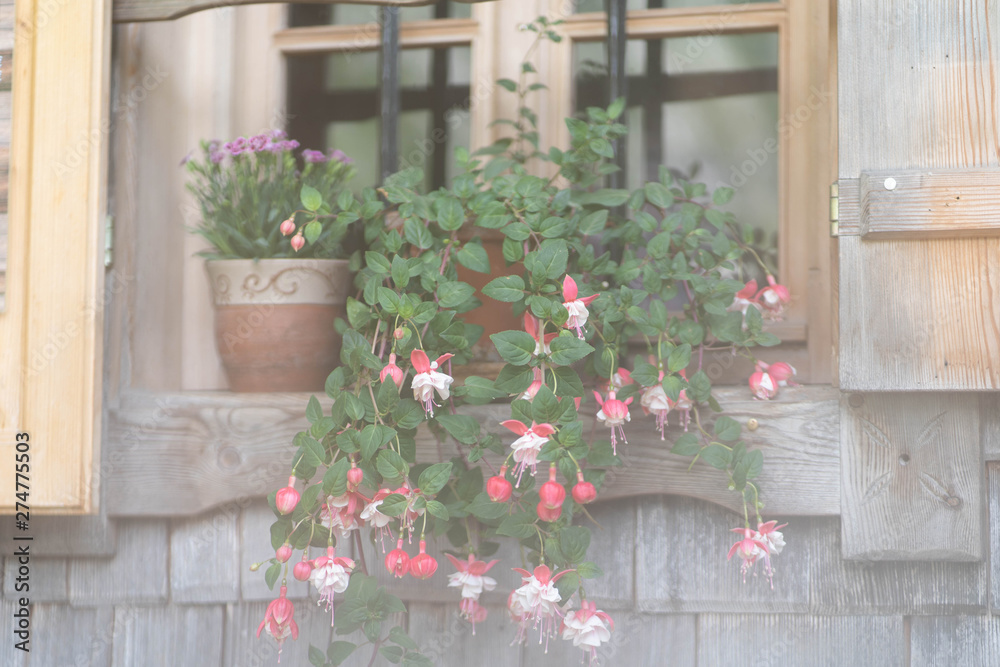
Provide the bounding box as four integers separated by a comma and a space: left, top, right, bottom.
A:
572, 471, 597, 504
393, 328, 405, 340
767, 362, 797, 386
275, 476, 300, 515
536, 501, 562, 522
293, 558, 313, 581
347, 465, 364, 489
249, 562, 262, 572
385, 539, 410, 578
487, 465, 513, 503
748, 370, 777, 400
279, 217, 296, 236
538, 466, 566, 510
409, 540, 438, 580
290, 233, 305, 252
276, 544, 292, 563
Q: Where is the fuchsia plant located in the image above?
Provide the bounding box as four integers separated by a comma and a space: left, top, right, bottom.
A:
254, 18, 794, 667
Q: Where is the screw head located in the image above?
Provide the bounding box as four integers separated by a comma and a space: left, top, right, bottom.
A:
747, 418, 759, 431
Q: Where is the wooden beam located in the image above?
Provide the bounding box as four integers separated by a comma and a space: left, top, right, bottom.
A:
561, 5, 785, 42
102, 386, 841, 517
274, 18, 479, 54
113, 0, 480, 24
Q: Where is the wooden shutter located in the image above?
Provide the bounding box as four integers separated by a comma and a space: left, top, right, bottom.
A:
836, 0, 997, 559
0, 0, 109, 513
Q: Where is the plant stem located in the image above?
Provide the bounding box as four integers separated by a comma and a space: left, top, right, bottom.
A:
354, 529, 369, 576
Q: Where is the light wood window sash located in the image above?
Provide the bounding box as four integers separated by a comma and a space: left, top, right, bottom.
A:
0, 0, 110, 513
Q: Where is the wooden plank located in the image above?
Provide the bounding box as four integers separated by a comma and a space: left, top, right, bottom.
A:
239, 499, 311, 601
0, 508, 117, 556
3, 558, 67, 603
635, 496, 813, 613
112, 0, 495, 23
170, 509, 241, 603
982, 397, 1000, 461
223, 600, 333, 667
990, 462, 1000, 614
572, 499, 634, 609
698, 614, 906, 667
808, 513, 987, 614
910, 616, 1000, 667
408, 602, 522, 667
111, 605, 224, 666
103, 386, 840, 517
68, 520, 169, 605
30, 604, 113, 667
837, 0, 1000, 392
860, 169, 1000, 239
840, 393, 983, 561
524, 610, 695, 667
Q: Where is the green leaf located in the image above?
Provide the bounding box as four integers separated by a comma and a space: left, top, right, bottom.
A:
304, 221, 322, 245
687, 370, 712, 403
301, 184, 323, 211
392, 399, 425, 430
671, 433, 701, 457
745, 449, 764, 479
552, 366, 584, 397
366, 251, 391, 274
589, 137, 614, 158
490, 330, 536, 366
494, 364, 533, 394
323, 457, 350, 497
417, 462, 454, 495
713, 416, 741, 443
436, 197, 465, 231
577, 560, 604, 579
497, 78, 517, 92
467, 492, 508, 520
380, 646, 405, 664
577, 210, 608, 235
306, 395, 323, 423
482, 275, 525, 302
559, 526, 591, 563
713, 186, 734, 205
327, 641, 357, 666
699, 443, 731, 469
309, 645, 327, 667
662, 374, 685, 402
456, 243, 491, 273
529, 239, 569, 281
378, 493, 409, 517
296, 432, 326, 466
435, 414, 480, 445
403, 218, 433, 249
264, 561, 281, 590
360, 424, 396, 462
425, 499, 450, 520
391, 255, 410, 289
643, 182, 674, 209
579, 188, 630, 207
607, 96, 626, 119
497, 511, 537, 539
377, 449, 409, 482
667, 343, 692, 373
548, 336, 594, 366
437, 281, 476, 309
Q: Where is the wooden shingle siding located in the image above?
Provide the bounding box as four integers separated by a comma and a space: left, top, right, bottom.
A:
68, 520, 169, 606
910, 616, 1000, 667
224, 600, 334, 667
2, 558, 67, 603
698, 614, 906, 667
570, 499, 635, 610
111, 605, 225, 666
170, 510, 241, 603
0, 509, 117, 556
239, 500, 312, 602
989, 462, 1000, 615
635, 497, 813, 613
409, 602, 520, 667
29, 603, 114, 667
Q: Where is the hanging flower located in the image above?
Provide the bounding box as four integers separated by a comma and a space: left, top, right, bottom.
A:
561, 600, 614, 666
727, 279, 758, 317
380, 353, 405, 389
385, 538, 410, 578
409, 540, 438, 579
257, 584, 299, 662
593, 391, 632, 454
562, 275, 599, 339
487, 466, 513, 502
753, 520, 788, 588
501, 420, 556, 484
459, 598, 489, 634
525, 313, 558, 356
446, 553, 499, 601
756, 274, 790, 320
727, 527, 770, 584
571, 472, 597, 504
275, 476, 300, 515
410, 350, 455, 417
537, 465, 566, 511
639, 369, 673, 441
359, 488, 394, 550
508, 565, 571, 650
521, 367, 544, 401
309, 547, 355, 626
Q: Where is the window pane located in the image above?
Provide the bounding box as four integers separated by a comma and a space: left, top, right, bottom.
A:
325, 51, 378, 91
572, 32, 779, 247
326, 119, 380, 194
289, 0, 471, 27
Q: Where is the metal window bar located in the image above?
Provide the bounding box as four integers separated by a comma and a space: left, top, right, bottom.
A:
606, 0, 627, 189
379, 6, 400, 182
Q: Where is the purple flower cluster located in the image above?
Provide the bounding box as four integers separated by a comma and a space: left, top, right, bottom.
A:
302, 148, 354, 165
204, 131, 349, 166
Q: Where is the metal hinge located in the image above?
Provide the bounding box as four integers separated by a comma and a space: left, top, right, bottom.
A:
829, 182, 839, 237
104, 215, 114, 268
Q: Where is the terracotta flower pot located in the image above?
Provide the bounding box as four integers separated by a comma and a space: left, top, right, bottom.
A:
206, 258, 351, 392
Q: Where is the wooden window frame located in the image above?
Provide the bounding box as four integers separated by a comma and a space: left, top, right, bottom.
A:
0, 0, 110, 513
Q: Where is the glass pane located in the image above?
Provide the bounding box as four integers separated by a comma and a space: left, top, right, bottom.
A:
400, 48, 432, 88
449, 46, 471, 86
291, 1, 471, 26
325, 51, 378, 91
572, 31, 779, 246
326, 118, 380, 193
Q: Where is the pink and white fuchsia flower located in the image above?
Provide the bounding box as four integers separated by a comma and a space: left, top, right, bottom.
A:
360, 489, 395, 550
410, 349, 455, 417
257, 584, 298, 662
593, 391, 633, 454
761, 360, 797, 387
446, 553, 499, 601
727, 527, 770, 584
508, 565, 571, 650
308, 547, 355, 626
727, 279, 758, 318
562, 275, 598, 339
756, 274, 790, 320
748, 367, 778, 400
752, 520, 787, 587
501, 419, 556, 484
379, 353, 405, 389
561, 600, 614, 666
